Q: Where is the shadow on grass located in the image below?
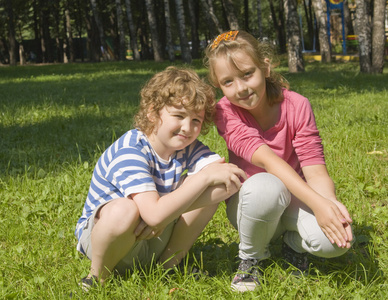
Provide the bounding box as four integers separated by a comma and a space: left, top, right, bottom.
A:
188, 222, 384, 287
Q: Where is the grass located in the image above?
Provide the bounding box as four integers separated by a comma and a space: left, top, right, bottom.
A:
0, 59, 387, 299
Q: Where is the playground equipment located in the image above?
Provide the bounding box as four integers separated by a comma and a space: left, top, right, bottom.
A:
325, 0, 347, 54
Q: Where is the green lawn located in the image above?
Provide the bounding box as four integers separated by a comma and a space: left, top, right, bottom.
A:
0, 60, 387, 299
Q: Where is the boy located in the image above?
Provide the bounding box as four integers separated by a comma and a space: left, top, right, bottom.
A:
74, 66, 246, 290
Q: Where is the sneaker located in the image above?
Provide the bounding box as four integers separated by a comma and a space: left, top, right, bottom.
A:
80, 275, 99, 292
282, 243, 309, 274
231, 259, 261, 292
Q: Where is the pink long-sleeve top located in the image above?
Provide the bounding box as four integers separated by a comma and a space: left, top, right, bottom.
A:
215, 89, 325, 179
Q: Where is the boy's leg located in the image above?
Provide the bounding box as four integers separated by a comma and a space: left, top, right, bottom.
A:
158, 203, 219, 269
88, 198, 141, 282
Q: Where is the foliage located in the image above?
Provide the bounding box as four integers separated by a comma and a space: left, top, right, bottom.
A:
0, 60, 387, 298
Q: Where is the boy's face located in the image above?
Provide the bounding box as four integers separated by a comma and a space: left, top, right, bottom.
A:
147, 104, 205, 160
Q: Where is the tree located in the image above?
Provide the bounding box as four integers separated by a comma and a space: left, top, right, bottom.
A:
371, 0, 386, 74
5, 0, 17, 65
188, 0, 200, 59
175, 0, 192, 64
269, 0, 287, 54
124, 0, 140, 61
355, 0, 372, 73
312, 0, 331, 62
222, 0, 239, 30
115, 0, 126, 61
284, 0, 304, 72
256, 0, 262, 38
200, 0, 222, 38
145, 0, 163, 61
90, 0, 109, 60
163, 0, 175, 62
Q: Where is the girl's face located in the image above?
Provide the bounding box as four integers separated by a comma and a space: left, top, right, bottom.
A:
147, 104, 204, 160
213, 50, 268, 112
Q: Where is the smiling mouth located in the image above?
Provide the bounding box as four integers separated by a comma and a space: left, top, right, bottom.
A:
239, 93, 253, 101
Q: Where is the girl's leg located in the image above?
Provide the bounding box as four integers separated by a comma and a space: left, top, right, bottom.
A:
158, 203, 219, 268
89, 198, 141, 282
282, 197, 353, 258
227, 173, 291, 260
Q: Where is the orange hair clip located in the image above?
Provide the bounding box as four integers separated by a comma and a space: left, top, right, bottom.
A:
211, 31, 239, 50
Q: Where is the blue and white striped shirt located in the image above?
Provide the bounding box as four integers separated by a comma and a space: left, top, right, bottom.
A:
75, 129, 220, 249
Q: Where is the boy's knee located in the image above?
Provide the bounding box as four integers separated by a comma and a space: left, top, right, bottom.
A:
99, 198, 140, 232
239, 173, 291, 219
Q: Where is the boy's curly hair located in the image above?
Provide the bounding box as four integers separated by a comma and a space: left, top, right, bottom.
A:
204, 30, 289, 106
134, 66, 216, 135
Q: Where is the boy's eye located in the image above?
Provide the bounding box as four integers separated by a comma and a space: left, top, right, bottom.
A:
244, 71, 253, 77
174, 114, 184, 119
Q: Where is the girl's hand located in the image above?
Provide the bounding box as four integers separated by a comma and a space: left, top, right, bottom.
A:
201, 157, 247, 194
313, 198, 353, 248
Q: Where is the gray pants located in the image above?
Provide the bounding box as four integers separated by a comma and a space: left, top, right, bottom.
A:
227, 173, 352, 261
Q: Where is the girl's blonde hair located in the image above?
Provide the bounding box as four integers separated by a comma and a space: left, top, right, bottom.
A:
134, 66, 216, 135
204, 30, 289, 106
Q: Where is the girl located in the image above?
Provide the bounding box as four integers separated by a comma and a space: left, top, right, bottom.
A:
204, 31, 353, 292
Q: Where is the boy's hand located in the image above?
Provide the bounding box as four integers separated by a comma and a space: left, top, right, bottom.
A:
134, 219, 164, 241
202, 158, 247, 194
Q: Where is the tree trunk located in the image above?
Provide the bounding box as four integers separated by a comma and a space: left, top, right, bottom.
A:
355, 0, 372, 73
200, 0, 222, 37
371, 0, 386, 74
222, 0, 239, 30
33, 0, 43, 63
343, 0, 354, 36
174, 0, 192, 64
163, 0, 175, 61
284, 0, 304, 72
90, 0, 109, 61
124, 0, 140, 61
115, 0, 126, 61
269, 0, 287, 54
303, 0, 314, 50
312, 0, 331, 62
145, 0, 163, 61
188, 0, 200, 59
6, 0, 17, 65
244, 0, 249, 32
65, 8, 75, 62
256, 0, 262, 38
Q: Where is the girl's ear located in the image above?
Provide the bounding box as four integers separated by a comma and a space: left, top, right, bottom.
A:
263, 58, 271, 77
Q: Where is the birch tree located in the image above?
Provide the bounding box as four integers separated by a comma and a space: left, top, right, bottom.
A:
115, 0, 126, 61
175, 0, 192, 63
372, 0, 386, 74
284, 0, 304, 72
355, 0, 372, 73
222, 0, 239, 30
145, 0, 163, 61
124, 0, 140, 61
164, 0, 175, 62
312, 0, 331, 62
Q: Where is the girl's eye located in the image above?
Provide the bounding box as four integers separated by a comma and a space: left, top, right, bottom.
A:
174, 115, 184, 119
223, 80, 232, 86
193, 118, 202, 124
244, 71, 252, 77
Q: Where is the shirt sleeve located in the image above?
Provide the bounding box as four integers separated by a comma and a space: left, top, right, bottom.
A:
291, 95, 325, 167
105, 146, 156, 197
186, 140, 221, 175
215, 97, 265, 163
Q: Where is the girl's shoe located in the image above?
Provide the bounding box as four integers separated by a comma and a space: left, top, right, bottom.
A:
231, 259, 261, 292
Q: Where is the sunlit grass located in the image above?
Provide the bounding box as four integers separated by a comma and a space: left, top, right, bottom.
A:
0, 60, 387, 298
